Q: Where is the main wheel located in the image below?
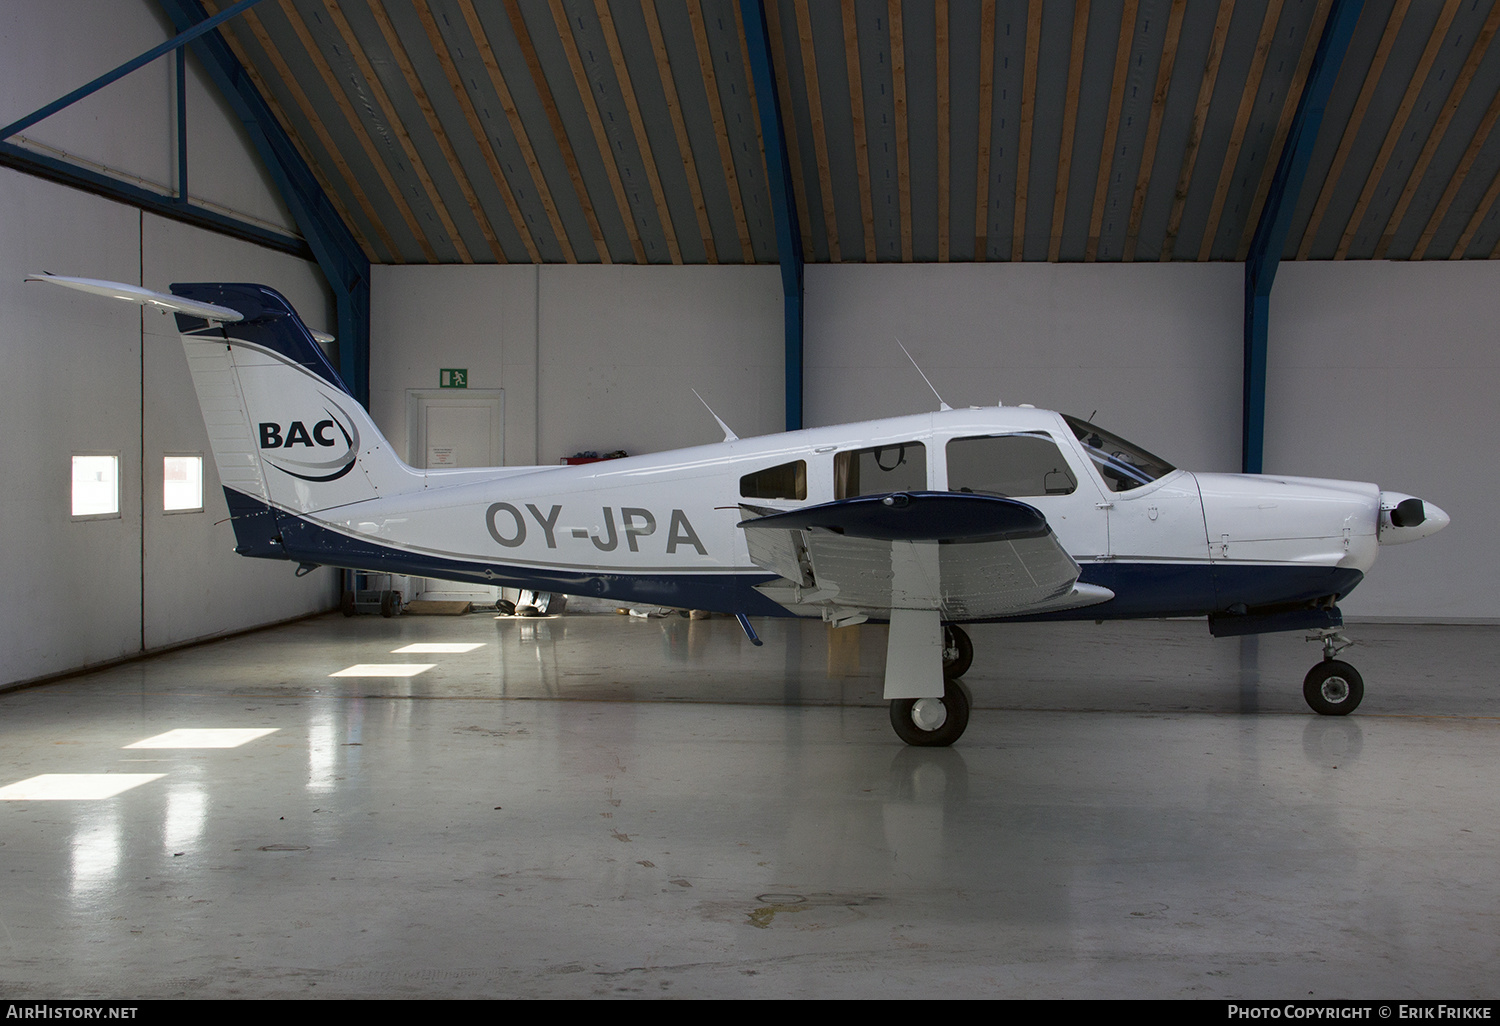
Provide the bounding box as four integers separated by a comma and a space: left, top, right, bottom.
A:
379, 590, 400, 618
1303, 660, 1364, 716
890, 678, 971, 747
341, 591, 356, 617
942, 624, 974, 678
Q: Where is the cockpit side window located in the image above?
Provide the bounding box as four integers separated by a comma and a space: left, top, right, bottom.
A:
834, 442, 926, 498
1064, 415, 1175, 492
740, 459, 807, 500
946, 433, 1077, 497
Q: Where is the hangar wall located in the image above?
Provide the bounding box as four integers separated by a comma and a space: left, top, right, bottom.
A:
804, 263, 1491, 621
0, 0, 336, 690
1268, 262, 1499, 621
371, 261, 1489, 622
369, 265, 786, 465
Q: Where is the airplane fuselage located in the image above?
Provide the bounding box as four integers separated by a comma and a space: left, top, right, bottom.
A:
257, 405, 1393, 629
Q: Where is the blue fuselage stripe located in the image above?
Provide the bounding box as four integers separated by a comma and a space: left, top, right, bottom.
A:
227, 489, 1363, 623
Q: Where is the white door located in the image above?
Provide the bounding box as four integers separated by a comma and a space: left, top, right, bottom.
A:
406, 390, 503, 603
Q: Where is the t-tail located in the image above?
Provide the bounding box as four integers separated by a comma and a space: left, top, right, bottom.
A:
26, 275, 417, 563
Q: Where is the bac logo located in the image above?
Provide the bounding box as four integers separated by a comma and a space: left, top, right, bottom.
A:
260, 421, 342, 449
256, 394, 361, 483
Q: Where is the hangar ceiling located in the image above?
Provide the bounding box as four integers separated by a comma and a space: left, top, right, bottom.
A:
193, 0, 1500, 267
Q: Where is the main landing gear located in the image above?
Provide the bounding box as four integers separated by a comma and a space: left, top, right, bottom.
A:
890, 678, 971, 746
888, 625, 974, 747
1303, 630, 1364, 716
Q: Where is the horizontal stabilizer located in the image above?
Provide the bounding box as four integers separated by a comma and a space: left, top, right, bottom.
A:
25, 273, 244, 323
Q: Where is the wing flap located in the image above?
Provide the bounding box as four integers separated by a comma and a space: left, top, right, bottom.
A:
740, 492, 1106, 619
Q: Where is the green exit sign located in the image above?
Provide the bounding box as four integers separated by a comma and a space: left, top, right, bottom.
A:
439, 368, 468, 388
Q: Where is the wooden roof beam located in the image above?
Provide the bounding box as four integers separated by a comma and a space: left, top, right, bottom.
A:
451, 0, 577, 263
547, 0, 647, 263
1086, 0, 1139, 262
501, 0, 612, 263
763, 0, 814, 259
593, 0, 683, 263
1333, 0, 1463, 260
1293, 0, 1410, 259
1413, 83, 1500, 259
1197, 0, 1284, 262
1372, 1, 1500, 259
322, 0, 471, 263
1161, 0, 1235, 262
937, 0, 950, 262
889, 0, 912, 262
1013, 0, 1042, 261
1122, 0, 1186, 262
367, 0, 508, 262
202, 1, 377, 261
688, 0, 756, 263
842, 0, 876, 261
1234, 0, 1335, 262
973, 0, 996, 261
238, 3, 396, 260
1049, 0, 1090, 262
641, 0, 718, 262
280, 0, 440, 262
794, 0, 840, 261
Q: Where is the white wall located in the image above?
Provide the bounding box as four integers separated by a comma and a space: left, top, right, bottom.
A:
370, 264, 786, 464
140, 214, 335, 649
1267, 262, 1499, 620
806, 262, 1488, 620
369, 260, 1488, 620
0, 0, 297, 234
0, 1, 336, 688
804, 263, 1245, 473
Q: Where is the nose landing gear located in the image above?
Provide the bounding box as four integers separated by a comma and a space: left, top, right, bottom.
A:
1303, 631, 1364, 715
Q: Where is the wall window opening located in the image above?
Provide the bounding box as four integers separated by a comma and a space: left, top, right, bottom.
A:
164, 455, 204, 513
71, 454, 119, 518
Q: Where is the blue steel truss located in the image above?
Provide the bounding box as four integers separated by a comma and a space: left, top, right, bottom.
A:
739, 0, 805, 432
1, 0, 369, 406
1242, 0, 1364, 474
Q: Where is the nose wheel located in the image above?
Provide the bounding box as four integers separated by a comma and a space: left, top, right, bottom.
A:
1303, 631, 1363, 715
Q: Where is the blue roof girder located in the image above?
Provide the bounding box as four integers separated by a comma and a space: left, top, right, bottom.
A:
1241, 0, 1365, 475
739, 0, 804, 431
156, 0, 371, 407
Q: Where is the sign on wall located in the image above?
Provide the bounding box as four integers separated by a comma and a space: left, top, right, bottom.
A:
439, 368, 468, 389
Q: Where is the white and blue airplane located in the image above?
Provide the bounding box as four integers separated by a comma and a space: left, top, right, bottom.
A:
29, 274, 1450, 746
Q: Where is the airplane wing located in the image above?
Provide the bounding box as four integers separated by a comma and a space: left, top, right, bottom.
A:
739, 491, 1112, 621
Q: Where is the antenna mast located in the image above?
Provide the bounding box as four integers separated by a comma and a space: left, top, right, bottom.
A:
896, 338, 952, 411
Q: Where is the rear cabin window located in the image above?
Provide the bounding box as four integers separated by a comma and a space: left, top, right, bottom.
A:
946, 433, 1077, 497
740, 459, 807, 500
835, 442, 926, 498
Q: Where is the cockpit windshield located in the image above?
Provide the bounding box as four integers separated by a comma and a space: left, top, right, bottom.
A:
1063, 415, 1176, 493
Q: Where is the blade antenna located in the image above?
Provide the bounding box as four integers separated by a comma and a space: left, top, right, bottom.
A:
896, 338, 952, 411
693, 388, 739, 442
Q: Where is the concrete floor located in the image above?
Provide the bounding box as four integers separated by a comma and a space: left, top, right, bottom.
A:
0, 611, 1496, 999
